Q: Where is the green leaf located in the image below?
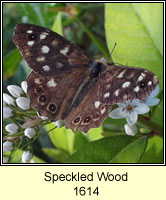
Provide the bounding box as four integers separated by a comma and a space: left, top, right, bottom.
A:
17, 3, 46, 26
42, 148, 69, 162
44, 123, 75, 154
65, 135, 147, 163
139, 136, 163, 163
105, 3, 163, 126
3, 49, 22, 79
52, 12, 63, 35
73, 132, 89, 151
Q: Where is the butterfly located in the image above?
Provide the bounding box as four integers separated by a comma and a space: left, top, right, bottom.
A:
13, 24, 159, 133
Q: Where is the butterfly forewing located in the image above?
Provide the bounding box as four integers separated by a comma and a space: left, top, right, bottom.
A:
13, 24, 91, 76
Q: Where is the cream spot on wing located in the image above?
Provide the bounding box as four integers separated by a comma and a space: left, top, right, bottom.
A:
134, 86, 139, 92
153, 76, 158, 84
60, 47, 69, 56
123, 95, 128, 101
148, 81, 152, 85
122, 81, 130, 88
42, 65, 50, 71
117, 70, 126, 78
138, 75, 143, 81
51, 40, 58, 46
35, 78, 42, 84
40, 32, 49, 40
141, 73, 146, 77
104, 92, 110, 98
27, 30, 33, 33
41, 46, 50, 53
56, 63, 63, 68
114, 89, 119, 97
47, 78, 57, 87
94, 101, 101, 109
106, 84, 111, 89
25, 52, 30, 56
101, 106, 106, 115
36, 56, 45, 62
27, 41, 34, 46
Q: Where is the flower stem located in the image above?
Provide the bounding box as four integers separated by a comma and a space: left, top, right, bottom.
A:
138, 116, 163, 137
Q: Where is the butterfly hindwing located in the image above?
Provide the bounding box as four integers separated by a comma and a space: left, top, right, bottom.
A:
13, 24, 91, 76
98, 64, 159, 105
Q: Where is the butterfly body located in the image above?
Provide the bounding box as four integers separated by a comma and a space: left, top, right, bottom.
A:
13, 24, 159, 132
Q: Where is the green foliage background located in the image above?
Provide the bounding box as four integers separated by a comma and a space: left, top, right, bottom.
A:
3, 3, 163, 163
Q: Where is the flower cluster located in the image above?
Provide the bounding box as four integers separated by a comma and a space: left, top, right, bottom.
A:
3, 82, 37, 163
3, 81, 64, 163
109, 86, 160, 136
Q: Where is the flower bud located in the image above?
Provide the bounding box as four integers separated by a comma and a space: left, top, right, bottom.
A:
3, 93, 15, 106
21, 81, 28, 93
7, 85, 23, 98
3, 107, 13, 118
3, 156, 9, 163
24, 128, 36, 138
124, 124, 138, 136
5, 123, 19, 134
16, 97, 30, 110
3, 141, 13, 152
22, 150, 33, 163
53, 120, 64, 128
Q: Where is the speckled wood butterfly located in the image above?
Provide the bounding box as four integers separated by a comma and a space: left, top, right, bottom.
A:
13, 24, 159, 132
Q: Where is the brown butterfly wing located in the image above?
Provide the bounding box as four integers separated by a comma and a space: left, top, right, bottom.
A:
64, 77, 112, 133
13, 24, 91, 76
98, 64, 159, 105
27, 69, 89, 121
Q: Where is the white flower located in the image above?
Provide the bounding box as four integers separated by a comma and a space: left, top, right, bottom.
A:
7, 85, 23, 98
22, 150, 33, 163
144, 86, 160, 106
3, 107, 13, 118
5, 123, 19, 134
3, 156, 9, 163
24, 128, 36, 138
109, 99, 150, 126
21, 81, 28, 93
37, 112, 48, 120
3, 93, 15, 106
16, 97, 30, 110
124, 124, 138, 136
53, 119, 64, 128
3, 141, 13, 152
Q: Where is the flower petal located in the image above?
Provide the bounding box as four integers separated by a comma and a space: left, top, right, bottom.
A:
3, 141, 13, 152
135, 103, 150, 114
148, 86, 160, 99
7, 85, 23, 98
145, 98, 160, 106
24, 128, 36, 138
3, 107, 13, 118
3, 93, 15, 106
5, 123, 19, 134
21, 81, 28, 93
109, 108, 126, 119
16, 97, 30, 110
124, 124, 138, 136
126, 112, 138, 126
22, 151, 33, 163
